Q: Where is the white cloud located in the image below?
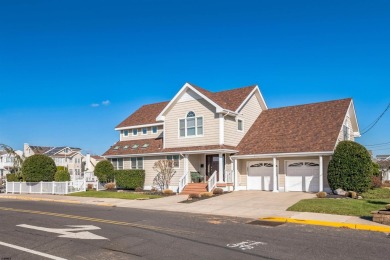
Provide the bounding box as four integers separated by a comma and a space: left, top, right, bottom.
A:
102, 100, 110, 106
91, 103, 100, 107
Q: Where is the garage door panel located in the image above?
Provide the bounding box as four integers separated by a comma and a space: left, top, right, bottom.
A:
286, 160, 319, 192
247, 161, 275, 191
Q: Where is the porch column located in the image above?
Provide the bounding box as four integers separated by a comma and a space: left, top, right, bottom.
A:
272, 157, 279, 192
218, 153, 224, 182
319, 155, 323, 192
234, 159, 239, 191
184, 154, 189, 184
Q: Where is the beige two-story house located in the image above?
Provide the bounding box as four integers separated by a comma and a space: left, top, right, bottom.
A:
103, 82, 360, 193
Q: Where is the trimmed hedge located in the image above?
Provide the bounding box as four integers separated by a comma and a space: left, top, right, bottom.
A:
328, 141, 373, 193
94, 160, 114, 182
22, 154, 57, 182
6, 173, 20, 182
54, 170, 71, 181
114, 170, 145, 190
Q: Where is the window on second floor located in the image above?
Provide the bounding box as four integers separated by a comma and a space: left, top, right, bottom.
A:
132, 129, 138, 136
131, 157, 143, 169
142, 127, 147, 135
123, 130, 129, 136
343, 124, 349, 140
166, 155, 180, 168
237, 119, 243, 131
152, 126, 158, 134
179, 111, 203, 137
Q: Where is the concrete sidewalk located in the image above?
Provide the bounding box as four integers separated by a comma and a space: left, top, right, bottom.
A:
1, 192, 389, 232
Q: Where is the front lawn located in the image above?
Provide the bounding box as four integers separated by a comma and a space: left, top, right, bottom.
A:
287, 188, 390, 217
68, 190, 162, 200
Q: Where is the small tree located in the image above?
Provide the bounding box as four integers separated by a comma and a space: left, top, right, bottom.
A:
54, 169, 71, 181
328, 141, 373, 193
94, 160, 114, 182
22, 154, 56, 182
152, 160, 176, 190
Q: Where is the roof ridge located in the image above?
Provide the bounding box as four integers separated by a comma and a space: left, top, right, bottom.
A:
267, 98, 352, 111
212, 84, 257, 94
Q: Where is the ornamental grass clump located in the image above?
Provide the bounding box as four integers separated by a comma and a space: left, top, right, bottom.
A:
316, 192, 327, 198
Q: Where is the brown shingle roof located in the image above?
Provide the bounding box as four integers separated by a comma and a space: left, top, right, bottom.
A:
236, 98, 352, 155
102, 138, 236, 156
189, 83, 257, 111
115, 84, 258, 128
116, 101, 169, 128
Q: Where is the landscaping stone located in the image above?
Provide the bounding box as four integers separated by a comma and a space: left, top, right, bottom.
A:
372, 210, 390, 225
334, 188, 347, 196
357, 196, 363, 200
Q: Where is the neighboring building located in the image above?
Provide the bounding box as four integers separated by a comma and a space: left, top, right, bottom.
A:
85, 154, 105, 172
103, 82, 360, 193
24, 143, 85, 179
376, 155, 390, 161
0, 150, 23, 177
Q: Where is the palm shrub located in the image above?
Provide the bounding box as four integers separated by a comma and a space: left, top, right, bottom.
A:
328, 141, 373, 193
94, 160, 114, 182
22, 154, 56, 182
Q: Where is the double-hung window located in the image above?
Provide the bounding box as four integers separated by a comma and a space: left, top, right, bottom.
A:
142, 127, 147, 135
179, 111, 203, 137
123, 130, 129, 136
111, 158, 124, 170
152, 126, 158, 134
131, 157, 143, 169
132, 129, 138, 136
237, 119, 243, 131
166, 155, 180, 168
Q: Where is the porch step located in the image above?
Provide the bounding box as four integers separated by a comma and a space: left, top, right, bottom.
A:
180, 183, 208, 195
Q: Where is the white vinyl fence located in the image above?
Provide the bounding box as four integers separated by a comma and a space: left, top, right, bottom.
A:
6, 180, 87, 195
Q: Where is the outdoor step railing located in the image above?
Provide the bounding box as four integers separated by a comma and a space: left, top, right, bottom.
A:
178, 171, 189, 193
207, 170, 217, 192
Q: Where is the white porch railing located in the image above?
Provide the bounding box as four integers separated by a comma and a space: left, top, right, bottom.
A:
225, 170, 233, 183
6, 181, 87, 195
178, 171, 189, 193
208, 170, 217, 192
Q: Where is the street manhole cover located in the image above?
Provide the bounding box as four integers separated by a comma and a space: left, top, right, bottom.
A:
247, 220, 285, 227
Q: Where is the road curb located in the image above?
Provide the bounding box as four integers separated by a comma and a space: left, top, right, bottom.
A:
260, 217, 390, 233
0, 195, 115, 207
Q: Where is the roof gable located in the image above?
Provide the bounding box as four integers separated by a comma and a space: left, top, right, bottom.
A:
236, 98, 353, 155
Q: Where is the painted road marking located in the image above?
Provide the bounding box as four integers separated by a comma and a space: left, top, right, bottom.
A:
0, 241, 67, 260
17, 224, 107, 240
0, 206, 194, 235
227, 240, 267, 250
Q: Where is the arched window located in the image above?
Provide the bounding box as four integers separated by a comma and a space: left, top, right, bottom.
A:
179, 111, 203, 137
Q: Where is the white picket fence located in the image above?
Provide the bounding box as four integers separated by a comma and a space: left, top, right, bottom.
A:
6, 180, 87, 195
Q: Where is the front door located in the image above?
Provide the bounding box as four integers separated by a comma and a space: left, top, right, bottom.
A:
206, 154, 224, 181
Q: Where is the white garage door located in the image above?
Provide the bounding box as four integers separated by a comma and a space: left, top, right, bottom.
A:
286, 161, 319, 192
247, 162, 275, 191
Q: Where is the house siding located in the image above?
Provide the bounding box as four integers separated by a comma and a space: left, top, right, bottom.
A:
336, 114, 354, 145
224, 93, 263, 146
164, 95, 219, 148
120, 125, 163, 141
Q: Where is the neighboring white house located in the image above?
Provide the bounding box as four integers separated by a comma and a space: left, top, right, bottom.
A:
376, 155, 390, 181
0, 150, 23, 177
24, 143, 85, 179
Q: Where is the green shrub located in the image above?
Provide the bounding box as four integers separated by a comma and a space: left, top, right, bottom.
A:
94, 160, 114, 182
56, 166, 68, 172
213, 188, 223, 195
371, 162, 381, 177
22, 154, 56, 182
316, 192, 327, 198
6, 173, 20, 182
327, 141, 373, 193
114, 170, 145, 190
54, 170, 70, 181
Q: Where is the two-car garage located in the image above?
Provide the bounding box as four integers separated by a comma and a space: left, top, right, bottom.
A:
246, 159, 321, 192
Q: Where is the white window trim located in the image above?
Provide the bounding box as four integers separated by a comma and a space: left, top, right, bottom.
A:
237, 118, 244, 132
132, 129, 138, 136
178, 112, 204, 138
166, 155, 180, 169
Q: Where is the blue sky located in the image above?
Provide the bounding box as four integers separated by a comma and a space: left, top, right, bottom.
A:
0, 0, 389, 156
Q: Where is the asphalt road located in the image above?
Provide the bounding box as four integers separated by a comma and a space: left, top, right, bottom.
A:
0, 199, 389, 260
